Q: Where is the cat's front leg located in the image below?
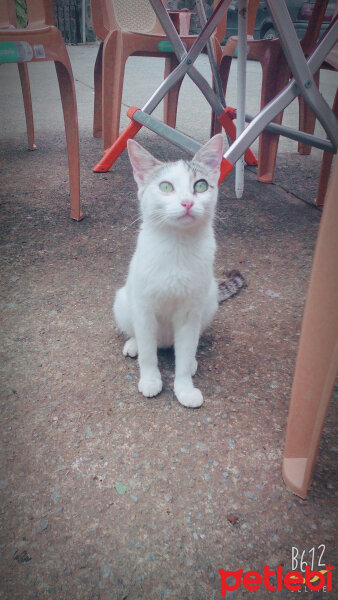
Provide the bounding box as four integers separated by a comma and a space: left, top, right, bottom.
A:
173, 312, 203, 408
134, 310, 162, 398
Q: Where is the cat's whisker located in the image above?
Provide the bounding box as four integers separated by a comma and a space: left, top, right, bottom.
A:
123, 215, 143, 230
148, 213, 168, 226
213, 214, 227, 224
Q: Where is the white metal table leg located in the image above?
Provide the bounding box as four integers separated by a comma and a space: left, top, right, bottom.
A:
235, 0, 248, 198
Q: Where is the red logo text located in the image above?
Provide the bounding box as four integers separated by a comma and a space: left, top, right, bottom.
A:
219, 564, 333, 596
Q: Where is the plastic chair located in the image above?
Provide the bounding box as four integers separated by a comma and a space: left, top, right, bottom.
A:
215, 0, 332, 184
0, 2, 35, 150
90, 0, 227, 151
283, 155, 338, 499
0, 0, 82, 221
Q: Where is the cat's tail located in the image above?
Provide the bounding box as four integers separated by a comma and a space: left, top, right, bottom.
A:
218, 270, 247, 303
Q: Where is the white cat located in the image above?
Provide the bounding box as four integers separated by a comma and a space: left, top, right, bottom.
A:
113, 134, 224, 408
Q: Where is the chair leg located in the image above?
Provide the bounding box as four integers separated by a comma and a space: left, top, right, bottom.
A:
257, 59, 289, 183
297, 70, 320, 155
208, 39, 224, 137
211, 52, 234, 137
17, 62, 36, 150
102, 31, 127, 151
54, 59, 82, 221
315, 88, 338, 206
316, 151, 334, 206
163, 55, 183, 130
93, 41, 103, 138
210, 79, 222, 137
283, 156, 338, 499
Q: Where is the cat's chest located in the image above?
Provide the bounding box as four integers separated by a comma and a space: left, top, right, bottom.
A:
135, 242, 213, 299
154, 259, 201, 293
131, 229, 216, 297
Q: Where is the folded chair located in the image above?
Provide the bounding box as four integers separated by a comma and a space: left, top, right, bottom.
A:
276, 0, 337, 207
215, 0, 334, 185
297, 3, 337, 158
283, 156, 338, 499
90, 0, 227, 151
0, 0, 82, 220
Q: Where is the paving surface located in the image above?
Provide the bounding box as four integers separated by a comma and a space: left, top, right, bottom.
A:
0, 45, 337, 599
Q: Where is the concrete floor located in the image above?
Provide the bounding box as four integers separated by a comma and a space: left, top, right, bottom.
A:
0, 44, 337, 599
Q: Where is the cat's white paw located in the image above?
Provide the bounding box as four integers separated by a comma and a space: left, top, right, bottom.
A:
191, 359, 198, 376
123, 338, 138, 358
138, 377, 162, 398
176, 387, 203, 408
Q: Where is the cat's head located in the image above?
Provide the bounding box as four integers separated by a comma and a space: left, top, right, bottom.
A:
127, 135, 224, 230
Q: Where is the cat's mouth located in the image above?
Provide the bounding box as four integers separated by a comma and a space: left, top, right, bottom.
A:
178, 213, 196, 223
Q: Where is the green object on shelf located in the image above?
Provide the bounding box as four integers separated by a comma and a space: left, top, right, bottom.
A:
0, 41, 33, 62
0, 41, 20, 62
158, 40, 186, 53
158, 40, 175, 52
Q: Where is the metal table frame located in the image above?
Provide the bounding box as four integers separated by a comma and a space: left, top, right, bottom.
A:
93, 0, 338, 187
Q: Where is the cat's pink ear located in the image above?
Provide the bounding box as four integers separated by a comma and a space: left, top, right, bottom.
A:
127, 139, 162, 186
192, 134, 224, 174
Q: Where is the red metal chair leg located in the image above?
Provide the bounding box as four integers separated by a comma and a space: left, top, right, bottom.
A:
218, 107, 258, 166
93, 107, 143, 173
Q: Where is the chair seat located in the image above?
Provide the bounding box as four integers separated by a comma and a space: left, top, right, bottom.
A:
0, 25, 54, 37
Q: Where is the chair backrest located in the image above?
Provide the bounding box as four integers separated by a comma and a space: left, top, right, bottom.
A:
91, 0, 168, 38
0, 0, 55, 30
247, 0, 260, 37
212, 0, 259, 45
113, 0, 157, 33
0, 0, 17, 29
26, 0, 55, 28
91, 0, 255, 42
301, 0, 329, 52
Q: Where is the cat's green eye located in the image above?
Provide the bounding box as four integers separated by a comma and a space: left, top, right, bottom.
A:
194, 179, 208, 193
159, 181, 174, 193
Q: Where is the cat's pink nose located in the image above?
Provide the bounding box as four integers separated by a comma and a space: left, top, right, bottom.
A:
181, 200, 194, 213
